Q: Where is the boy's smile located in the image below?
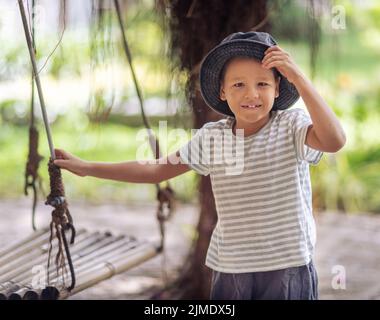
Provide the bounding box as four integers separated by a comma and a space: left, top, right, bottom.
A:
219, 57, 280, 137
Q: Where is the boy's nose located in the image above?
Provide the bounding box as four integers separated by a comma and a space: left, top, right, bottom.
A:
245, 87, 259, 100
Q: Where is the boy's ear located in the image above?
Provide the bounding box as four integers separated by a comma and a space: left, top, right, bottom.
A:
220, 85, 226, 101
275, 77, 280, 98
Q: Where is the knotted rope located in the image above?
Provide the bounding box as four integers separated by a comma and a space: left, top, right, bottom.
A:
156, 185, 175, 251
45, 159, 76, 291
24, 126, 44, 230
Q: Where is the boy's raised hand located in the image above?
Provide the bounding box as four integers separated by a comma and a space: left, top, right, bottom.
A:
53, 149, 89, 177
262, 45, 303, 84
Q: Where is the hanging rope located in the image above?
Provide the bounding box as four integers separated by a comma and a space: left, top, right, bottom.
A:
24, 0, 44, 231
114, 0, 175, 252
156, 185, 174, 249
114, 0, 176, 285
46, 159, 76, 290
24, 126, 44, 230
18, 0, 76, 291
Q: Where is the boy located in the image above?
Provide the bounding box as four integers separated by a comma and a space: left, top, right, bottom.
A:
54, 32, 346, 300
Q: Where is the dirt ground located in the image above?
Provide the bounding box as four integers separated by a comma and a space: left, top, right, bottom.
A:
1, 198, 380, 300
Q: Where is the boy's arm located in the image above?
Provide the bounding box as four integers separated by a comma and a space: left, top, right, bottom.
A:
53, 149, 191, 184
262, 46, 346, 153
290, 74, 346, 153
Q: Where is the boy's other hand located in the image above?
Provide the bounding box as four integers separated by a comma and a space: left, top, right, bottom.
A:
262, 45, 303, 84
53, 148, 89, 177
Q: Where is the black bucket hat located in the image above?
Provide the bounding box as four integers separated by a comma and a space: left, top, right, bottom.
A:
199, 31, 300, 117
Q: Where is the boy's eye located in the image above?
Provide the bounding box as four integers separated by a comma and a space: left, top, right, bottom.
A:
258, 82, 269, 86
233, 82, 244, 88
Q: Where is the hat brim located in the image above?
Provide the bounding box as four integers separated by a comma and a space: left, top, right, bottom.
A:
200, 39, 300, 117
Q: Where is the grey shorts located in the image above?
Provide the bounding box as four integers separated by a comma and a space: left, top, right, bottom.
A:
210, 260, 318, 300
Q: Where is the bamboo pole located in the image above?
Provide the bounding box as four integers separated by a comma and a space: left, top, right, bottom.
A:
68, 234, 125, 260
0, 281, 13, 290
0, 228, 52, 266
0, 237, 55, 274
8, 286, 33, 300
1, 240, 160, 299
0, 228, 86, 267
44, 237, 138, 289
14, 232, 124, 286
0, 231, 110, 298
0, 232, 107, 299
0, 228, 46, 257
5, 233, 130, 294
0, 230, 97, 283
0, 282, 21, 300
59, 241, 161, 299
23, 288, 42, 300
0, 228, 86, 274
1, 231, 161, 299
41, 286, 59, 300
68, 237, 139, 274
8, 293, 22, 300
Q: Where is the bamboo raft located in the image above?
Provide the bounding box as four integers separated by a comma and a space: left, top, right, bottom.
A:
0, 228, 161, 300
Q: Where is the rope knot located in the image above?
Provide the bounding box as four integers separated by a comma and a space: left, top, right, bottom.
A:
45, 158, 76, 291
45, 196, 66, 207
156, 186, 175, 222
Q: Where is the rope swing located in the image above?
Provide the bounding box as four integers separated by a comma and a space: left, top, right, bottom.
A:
18, 0, 76, 292
14, 0, 176, 295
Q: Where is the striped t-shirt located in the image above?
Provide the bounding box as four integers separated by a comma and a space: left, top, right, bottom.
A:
179, 108, 323, 273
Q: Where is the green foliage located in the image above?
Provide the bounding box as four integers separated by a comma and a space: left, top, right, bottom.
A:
312, 147, 380, 213
0, 0, 379, 214
0, 119, 197, 205
276, 11, 380, 213
270, 0, 311, 42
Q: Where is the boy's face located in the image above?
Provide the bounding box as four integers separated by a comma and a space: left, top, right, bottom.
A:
220, 57, 280, 126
